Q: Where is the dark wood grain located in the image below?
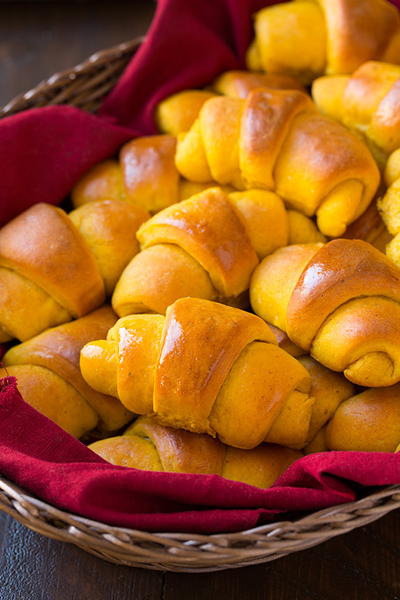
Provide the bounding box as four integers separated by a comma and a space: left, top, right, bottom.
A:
0, 513, 164, 600
1, 510, 400, 600
163, 509, 400, 600
0, 0, 156, 108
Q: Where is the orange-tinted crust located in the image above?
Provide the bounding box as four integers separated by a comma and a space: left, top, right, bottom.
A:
69, 200, 149, 295
137, 187, 258, 297
176, 89, 379, 237
71, 160, 125, 208
4, 306, 132, 432
287, 239, 400, 349
81, 298, 313, 449
326, 385, 400, 452
251, 239, 400, 387
89, 416, 302, 488
154, 299, 275, 436
247, 0, 400, 81
120, 135, 180, 212
0, 203, 105, 317
240, 89, 314, 190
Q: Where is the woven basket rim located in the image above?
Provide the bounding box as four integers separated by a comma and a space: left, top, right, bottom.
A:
1, 474, 400, 571
0, 37, 144, 118
1, 35, 400, 572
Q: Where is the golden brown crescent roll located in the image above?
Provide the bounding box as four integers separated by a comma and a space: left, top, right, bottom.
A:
305, 385, 400, 453
0, 201, 148, 342
247, 0, 400, 84
175, 89, 380, 237
72, 135, 219, 212
72, 136, 180, 212
89, 416, 302, 488
81, 298, 314, 450
0, 307, 132, 437
250, 238, 400, 387
155, 71, 304, 136
313, 61, 400, 160
156, 90, 217, 135
111, 187, 324, 317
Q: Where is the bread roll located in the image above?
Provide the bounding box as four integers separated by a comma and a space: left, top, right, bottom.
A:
1, 307, 132, 436
251, 239, 400, 387
89, 416, 302, 488
81, 298, 313, 450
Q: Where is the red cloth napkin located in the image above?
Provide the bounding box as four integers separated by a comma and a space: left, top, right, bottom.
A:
2, 377, 400, 532
1, 0, 400, 533
0, 0, 278, 227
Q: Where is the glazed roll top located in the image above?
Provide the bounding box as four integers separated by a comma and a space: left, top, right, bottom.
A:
72, 135, 181, 212
71, 159, 126, 207
175, 89, 380, 237
0, 203, 104, 342
155, 70, 304, 136
1, 306, 132, 437
313, 61, 400, 158
304, 385, 400, 453
247, 0, 400, 84
119, 135, 180, 212
0, 200, 148, 341
251, 239, 400, 387
81, 298, 314, 450
111, 187, 324, 317
89, 416, 302, 488
69, 199, 149, 295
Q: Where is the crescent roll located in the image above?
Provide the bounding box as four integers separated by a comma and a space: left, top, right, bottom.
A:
81, 298, 314, 450
0, 200, 148, 341
1, 307, 132, 437
89, 416, 302, 488
175, 89, 379, 237
112, 187, 324, 317
247, 0, 400, 84
251, 239, 400, 387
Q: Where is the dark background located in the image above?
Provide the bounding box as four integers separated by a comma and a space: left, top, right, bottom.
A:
0, 0, 155, 108
1, 2, 400, 598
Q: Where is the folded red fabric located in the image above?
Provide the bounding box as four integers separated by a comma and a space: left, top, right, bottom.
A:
0, 106, 134, 226
2, 377, 400, 532
1, 0, 400, 533
99, 0, 276, 130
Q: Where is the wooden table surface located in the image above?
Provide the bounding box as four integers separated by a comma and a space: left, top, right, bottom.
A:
1, 2, 400, 598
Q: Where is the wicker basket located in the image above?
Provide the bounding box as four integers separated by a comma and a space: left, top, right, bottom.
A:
1, 37, 400, 573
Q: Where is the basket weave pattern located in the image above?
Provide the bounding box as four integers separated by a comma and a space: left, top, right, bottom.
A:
1, 477, 400, 572
0, 39, 142, 118
1, 38, 400, 572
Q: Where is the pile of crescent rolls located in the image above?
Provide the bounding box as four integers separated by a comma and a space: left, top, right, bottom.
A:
3, 0, 400, 490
